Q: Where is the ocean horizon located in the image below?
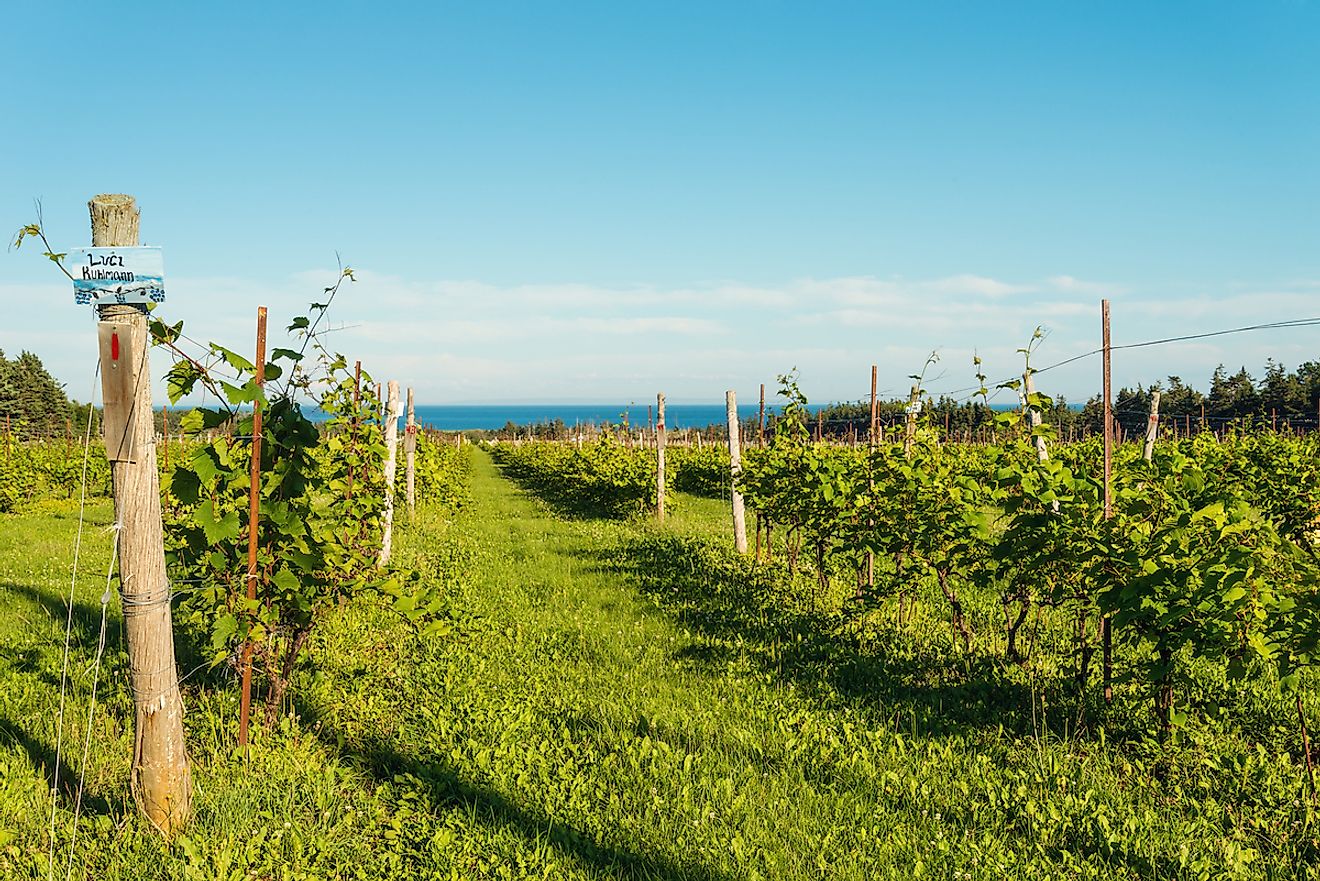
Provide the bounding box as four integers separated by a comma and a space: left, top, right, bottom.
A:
284, 400, 1072, 431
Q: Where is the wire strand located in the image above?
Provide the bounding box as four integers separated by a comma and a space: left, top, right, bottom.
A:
47, 362, 100, 881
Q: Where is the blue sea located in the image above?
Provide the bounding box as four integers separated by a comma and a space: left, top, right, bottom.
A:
391, 404, 772, 431
299, 400, 1058, 432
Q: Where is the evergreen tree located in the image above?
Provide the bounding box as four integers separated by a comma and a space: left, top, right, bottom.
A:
1159, 376, 1204, 416
1259, 359, 1307, 414
1, 351, 72, 439
0, 350, 16, 427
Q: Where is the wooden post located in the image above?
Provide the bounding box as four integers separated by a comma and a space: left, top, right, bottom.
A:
758, 383, 766, 447
656, 393, 667, 521
238, 306, 268, 750
90, 194, 191, 832
1024, 371, 1048, 462
379, 381, 401, 566
405, 387, 416, 520
347, 361, 362, 499
1143, 391, 1161, 462
726, 391, 748, 553
158, 409, 167, 472
816, 408, 823, 443
1102, 299, 1113, 705
904, 385, 919, 457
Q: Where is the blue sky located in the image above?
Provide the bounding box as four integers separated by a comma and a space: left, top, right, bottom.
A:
3, 1, 1318, 405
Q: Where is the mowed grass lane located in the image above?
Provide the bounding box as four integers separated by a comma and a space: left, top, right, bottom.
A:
0, 450, 1310, 879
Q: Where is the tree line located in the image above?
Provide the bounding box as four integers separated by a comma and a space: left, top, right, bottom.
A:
0, 349, 95, 441
816, 358, 1320, 438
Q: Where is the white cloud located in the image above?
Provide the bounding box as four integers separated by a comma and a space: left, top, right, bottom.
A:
3, 270, 1317, 407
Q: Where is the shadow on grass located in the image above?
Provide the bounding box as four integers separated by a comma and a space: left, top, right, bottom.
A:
0, 579, 220, 819
487, 461, 652, 522
583, 532, 1051, 740
300, 705, 734, 881
0, 713, 114, 815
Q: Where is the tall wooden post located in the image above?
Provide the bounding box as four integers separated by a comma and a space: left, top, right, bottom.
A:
346, 361, 362, 499
656, 393, 667, 521
238, 307, 267, 749
90, 194, 191, 832
405, 387, 417, 520
758, 383, 766, 447
380, 381, 401, 566
726, 391, 748, 553
1024, 371, 1048, 462
904, 385, 919, 457
1102, 299, 1113, 705
1143, 391, 1161, 462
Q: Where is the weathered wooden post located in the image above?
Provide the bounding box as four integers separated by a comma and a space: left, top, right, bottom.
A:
238, 306, 268, 749
903, 385, 920, 457
1023, 371, 1049, 462
726, 391, 748, 553
405, 386, 416, 520
656, 393, 667, 521
89, 194, 191, 832
380, 381, 401, 566
1143, 390, 1161, 462
160, 408, 169, 472
758, 383, 766, 448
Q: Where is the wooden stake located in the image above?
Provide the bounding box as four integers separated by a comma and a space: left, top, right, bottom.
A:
726, 391, 748, 553
238, 306, 268, 750
1102, 299, 1113, 705
380, 381, 401, 566
405, 387, 416, 520
1024, 371, 1049, 462
347, 361, 361, 499
656, 393, 667, 521
1143, 391, 1161, 462
758, 383, 766, 448
90, 194, 191, 832
904, 385, 919, 457
1299, 694, 1317, 800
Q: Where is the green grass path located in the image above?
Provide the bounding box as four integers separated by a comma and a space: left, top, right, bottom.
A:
0, 450, 1312, 879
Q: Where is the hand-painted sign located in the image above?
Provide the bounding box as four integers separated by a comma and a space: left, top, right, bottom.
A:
69, 247, 165, 305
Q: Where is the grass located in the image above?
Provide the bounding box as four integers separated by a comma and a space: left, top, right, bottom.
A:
0, 451, 1317, 879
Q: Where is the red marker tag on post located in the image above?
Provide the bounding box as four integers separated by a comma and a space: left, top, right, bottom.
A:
97, 323, 139, 462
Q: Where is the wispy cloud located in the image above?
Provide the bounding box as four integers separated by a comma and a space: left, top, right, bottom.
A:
2, 270, 1316, 406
